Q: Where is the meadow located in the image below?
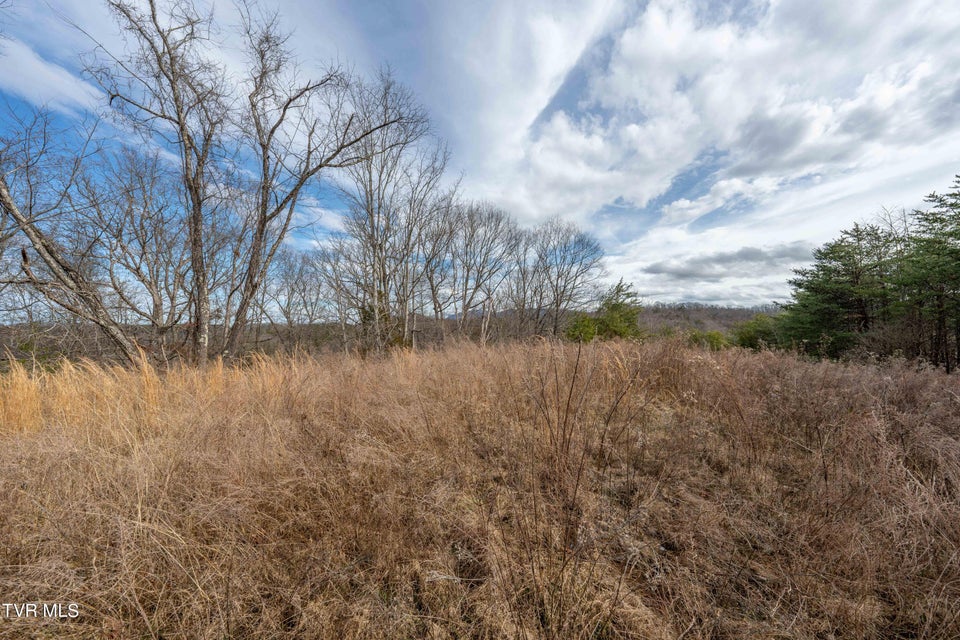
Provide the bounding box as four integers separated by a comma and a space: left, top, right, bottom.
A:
0, 340, 958, 638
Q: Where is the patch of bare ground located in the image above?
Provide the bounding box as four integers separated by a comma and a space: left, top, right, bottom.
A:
0, 340, 958, 638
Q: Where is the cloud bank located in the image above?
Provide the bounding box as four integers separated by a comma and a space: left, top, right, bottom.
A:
3, 0, 960, 305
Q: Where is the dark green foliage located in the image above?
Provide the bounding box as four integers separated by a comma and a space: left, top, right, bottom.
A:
776, 175, 960, 368
687, 329, 728, 351
564, 314, 597, 342
777, 224, 891, 357
564, 279, 643, 342
594, 279, 644, 340
732, 313, 779, 350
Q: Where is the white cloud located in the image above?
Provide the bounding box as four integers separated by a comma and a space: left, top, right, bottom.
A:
450, 0, 960, 302
290, 197, 347, 237
608, 127, 960, 305
0, 38, 100, 113
4, 0, 960, 305
432, 0, 622, 184
660, 179, 760, 226
1, 0, 118, 63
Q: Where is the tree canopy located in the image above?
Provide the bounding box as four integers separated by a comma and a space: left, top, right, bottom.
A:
770, 177, 960, 370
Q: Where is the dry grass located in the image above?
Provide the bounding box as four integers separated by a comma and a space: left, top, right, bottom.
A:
0, 340, 958, 638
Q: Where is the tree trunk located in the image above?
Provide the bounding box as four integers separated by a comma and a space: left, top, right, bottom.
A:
188, 199, 210, 364
0, 177, 143, 365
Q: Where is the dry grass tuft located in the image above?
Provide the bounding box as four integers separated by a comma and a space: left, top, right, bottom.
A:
0, 340, 958, 638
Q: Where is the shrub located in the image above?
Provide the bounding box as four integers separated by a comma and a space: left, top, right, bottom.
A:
565, 279, 644, 342
595, 280, 644, 340
732, 313, 780, 350
564, 313, 598, 342
688, 328, 728, 351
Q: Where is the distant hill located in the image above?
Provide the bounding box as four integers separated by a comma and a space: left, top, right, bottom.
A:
638, 302, 776, 335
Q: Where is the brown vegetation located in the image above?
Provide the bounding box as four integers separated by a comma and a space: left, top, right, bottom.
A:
638, 303, 762, 336
0, 340, 958, 638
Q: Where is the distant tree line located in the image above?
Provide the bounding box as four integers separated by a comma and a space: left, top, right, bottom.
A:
0, 0, 605, 364
737, 176, 960, 371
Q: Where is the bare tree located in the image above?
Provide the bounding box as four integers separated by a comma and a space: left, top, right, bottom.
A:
419, 188, 459, 341
392, 142, 448, 345
69, 148, 191, 356
449, 202, 517, 338
1, 0, 606, 361
84, 0, 425, 362
0, 113, 143, 363
87, 0, 228, 362
536, 217, 605, 335
315, 235, 363, 353
335, 113, 437, 349
220, 10, 427, 356
338, 99, 410, 351
503, 226, 548, 337
259, 247, 332, 348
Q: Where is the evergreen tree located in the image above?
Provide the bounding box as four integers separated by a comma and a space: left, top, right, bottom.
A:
906, 179, 960, 370
776, 175, 960, 368
564, 279, 643, 342
778, 224, 894, 356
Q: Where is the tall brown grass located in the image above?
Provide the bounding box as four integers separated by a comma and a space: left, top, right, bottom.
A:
0, 340, 958, 638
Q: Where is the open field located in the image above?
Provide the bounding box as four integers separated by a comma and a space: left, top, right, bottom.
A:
1, 340, 958, 638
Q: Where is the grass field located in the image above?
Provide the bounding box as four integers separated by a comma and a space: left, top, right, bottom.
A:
1, 340, 958, 638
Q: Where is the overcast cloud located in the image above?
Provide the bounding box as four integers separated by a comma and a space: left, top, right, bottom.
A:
2, 0, 959, 305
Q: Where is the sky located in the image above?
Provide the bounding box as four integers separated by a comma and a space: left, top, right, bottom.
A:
2, 0, 960, 306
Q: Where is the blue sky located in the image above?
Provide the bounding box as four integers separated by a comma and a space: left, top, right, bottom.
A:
3, 0, 960, 305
